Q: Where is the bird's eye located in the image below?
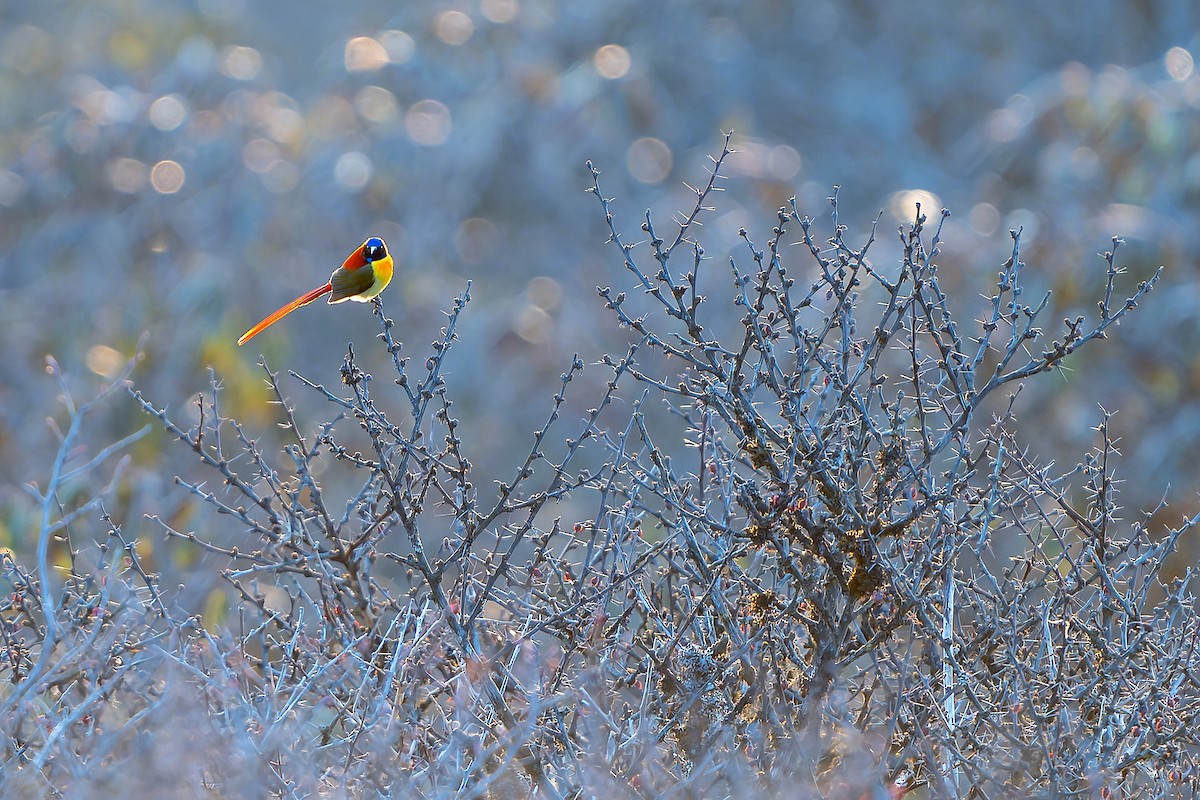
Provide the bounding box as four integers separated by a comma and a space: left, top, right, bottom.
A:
363, 237, 386, 261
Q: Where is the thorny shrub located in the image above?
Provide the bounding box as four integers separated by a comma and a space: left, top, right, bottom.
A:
3, 135, 1197, 799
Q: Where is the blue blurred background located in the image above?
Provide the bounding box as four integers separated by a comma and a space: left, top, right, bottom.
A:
4, 0, 1200, 577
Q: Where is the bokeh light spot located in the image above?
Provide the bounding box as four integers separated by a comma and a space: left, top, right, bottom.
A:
435, 11, 474, 45
220, 45, 262, 80
888, 189, 941, 223
1097, 204, 1150, 240
355, 86, 400, 123
1060, 61, 1091, 96
481, 0, 519, 24
379, 30, 415, 63
334, 151, 373, 192
626, 137, 672, 184
149, 94, 188, 131
454, 218, 499, 264
86, 345, 125, 379
78, 83, 137, 125
969, 203, 1000, 236
1004, 209, 1040, 242
985, 94, 1033, 143
264, 105, 304, 144
150, 160, 186, 194
526, 276, 562, 311
1096, 66, 1131, 104
726, 138, 770, 178
345, 36, 389, 72
243, 138, 279, 173
593, 44, 631, 79
1165, 46, 1194, 81
405, 99, 452, 146
107, 157, 148, 193
516, 305, 553, 344
767, 145, 803, 180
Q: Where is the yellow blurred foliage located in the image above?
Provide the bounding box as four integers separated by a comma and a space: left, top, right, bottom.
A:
108, 29, 151, 72
202, 588, 228, 631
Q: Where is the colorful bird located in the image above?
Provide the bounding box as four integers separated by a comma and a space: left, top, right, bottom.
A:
237, 237, 393, 346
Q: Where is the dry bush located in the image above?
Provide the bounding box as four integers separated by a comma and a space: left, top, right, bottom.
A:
3, 137, 1196, 799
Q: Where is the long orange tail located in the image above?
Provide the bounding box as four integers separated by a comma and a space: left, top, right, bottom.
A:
237, 283, 333, 346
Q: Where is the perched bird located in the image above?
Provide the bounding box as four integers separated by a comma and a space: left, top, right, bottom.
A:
237, 237, 393, 346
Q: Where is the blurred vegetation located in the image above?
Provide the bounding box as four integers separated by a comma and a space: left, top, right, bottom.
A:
3, 3, 1200, 793
1, 136, 1191, 798
3, 0, 1200, 633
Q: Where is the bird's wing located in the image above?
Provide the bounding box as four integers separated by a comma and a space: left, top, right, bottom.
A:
329, 264, 377, 302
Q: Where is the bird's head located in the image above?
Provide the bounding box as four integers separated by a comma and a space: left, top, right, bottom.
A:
362, 237, 387, 262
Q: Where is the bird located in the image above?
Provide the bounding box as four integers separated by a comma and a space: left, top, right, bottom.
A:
237, 237, 393, 346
